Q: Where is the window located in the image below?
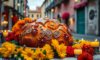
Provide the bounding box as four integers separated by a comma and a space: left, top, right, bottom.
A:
37, 15, 39, 18
28, 15, 30, 17
18, 0, 19, 3
32, 14, 34, 17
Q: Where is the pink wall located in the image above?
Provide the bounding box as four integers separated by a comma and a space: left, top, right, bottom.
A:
54, 0, 75, 18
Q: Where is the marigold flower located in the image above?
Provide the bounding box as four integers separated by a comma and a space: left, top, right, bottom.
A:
1, 42, 16, 58
73, 44, 82, 49
56, 44, 66, 58
24, 18, 32, 23
42, 44, 54, 59
21, 47, 34, 60
51, 39, 59, 49
34, 48, 45, 60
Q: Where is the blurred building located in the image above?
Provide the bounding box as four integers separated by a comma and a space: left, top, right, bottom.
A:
41, 0, 46, 18
41, 0, 100, 37
26, 5, 29, 17
44, 0, 75, 19
28, 7, 41, 20
74, 0, 100, 36
41, 0, 53, 19
0, 0, 29, 30
0, 0, 9, 30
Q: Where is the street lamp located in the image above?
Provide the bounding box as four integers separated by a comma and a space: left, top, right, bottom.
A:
75, 0, 78, 2
51, 9, 54, 12
1, 20, 8, 28
51, 9, 54, 19
75, 0, 80, 2
17, 3, 20, 6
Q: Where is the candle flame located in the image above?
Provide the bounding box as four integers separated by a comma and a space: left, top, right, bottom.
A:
69, 18, 75, 26
4, 30, 7, 32
81, 38, 84, 41
95, 39, 98, 42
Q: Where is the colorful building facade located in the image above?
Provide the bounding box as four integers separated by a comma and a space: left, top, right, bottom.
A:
45, 0, 75, 19
0, 0, 29, 30
42, 0, 100, 36
74, 0, 100, 36
28, 7, 41, 20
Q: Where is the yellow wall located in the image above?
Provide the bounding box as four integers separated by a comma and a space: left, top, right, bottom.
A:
28, 12, 41, 20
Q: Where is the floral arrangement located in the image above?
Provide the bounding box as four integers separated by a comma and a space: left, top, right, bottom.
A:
12, 18, 32, 36
5, 18, 33, 42
73, 39, 100, 60
0, 39, 67, 60
73, 39, 99, 48
0, 39, 98, 60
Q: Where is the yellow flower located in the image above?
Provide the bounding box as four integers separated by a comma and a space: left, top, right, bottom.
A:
25, 57, 33, 60
85, 41, 91, 45
56, 44, 66, 58
42, 44, 54, 59
34, 48, 45, 60
0, 48, 2, 53
2, 51, 11, 58
51, 39, 59, 49
51, 39, 67, 58
73, 44, 82, 49
14, 47, 23, 54
21, 47, 34, 60
1, 42, 16, 58
79, 40, 91, 47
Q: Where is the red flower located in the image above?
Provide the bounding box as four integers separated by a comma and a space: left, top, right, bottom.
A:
61, 12, 70, 20
66, 46, 75, 57
5, 32, 15, 41
5, 37, 11, 41
12, 16, 18, 24
78, 52, 93, 60
14, 34, 20, 42
82, 44, 94, 55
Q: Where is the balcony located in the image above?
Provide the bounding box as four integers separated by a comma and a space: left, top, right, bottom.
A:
46, 1, 55, 11
55, 0, 64, 6
4, 6, 25, 18
74, 0, 88, 9
4, 0, 14, 8
45, 0, 69, 11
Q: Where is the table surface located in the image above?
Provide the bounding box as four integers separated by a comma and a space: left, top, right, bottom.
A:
0, 55, 99, 60
51, 55, 100, 60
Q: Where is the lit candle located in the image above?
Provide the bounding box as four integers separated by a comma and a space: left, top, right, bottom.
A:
91, 39, 99, 47
81, 38, 84, 41
74, 49, 82, 55
3, 30, 8, 37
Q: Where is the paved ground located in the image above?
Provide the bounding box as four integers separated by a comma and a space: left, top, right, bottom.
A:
72, 33, 100, 41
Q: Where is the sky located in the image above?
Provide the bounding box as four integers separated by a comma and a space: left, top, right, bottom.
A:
28, 0, 44, 10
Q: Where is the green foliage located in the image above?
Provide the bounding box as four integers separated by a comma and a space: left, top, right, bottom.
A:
43, 50, 46, 55
11, 40, 19, 45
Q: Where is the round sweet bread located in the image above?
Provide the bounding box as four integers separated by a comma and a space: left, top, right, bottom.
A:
12, 18, 73, 47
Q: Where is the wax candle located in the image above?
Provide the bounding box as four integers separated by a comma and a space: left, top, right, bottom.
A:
91, 39, 99, 47
3, 30, 8, 37
74, 49, 82, 55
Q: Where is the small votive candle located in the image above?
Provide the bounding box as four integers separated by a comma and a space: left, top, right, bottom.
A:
3, 30, 8, 37
74, 49, 82, 55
